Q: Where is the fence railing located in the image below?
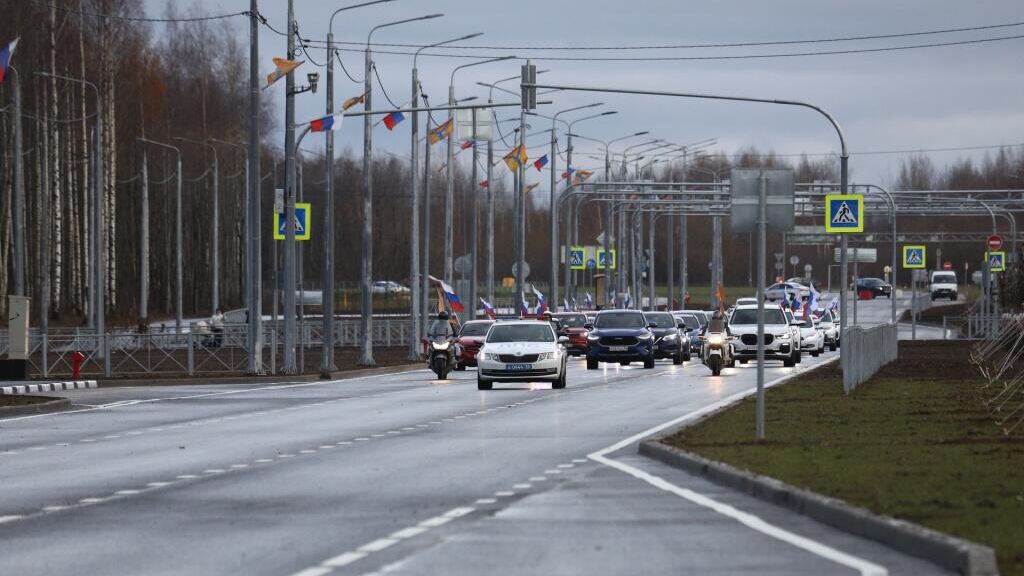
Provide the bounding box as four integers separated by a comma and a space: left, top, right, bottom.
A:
942, 314, 1006, 341
842, 322, 898, 394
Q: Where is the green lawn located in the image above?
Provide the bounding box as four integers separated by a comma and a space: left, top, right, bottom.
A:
664, 341, 1024, 575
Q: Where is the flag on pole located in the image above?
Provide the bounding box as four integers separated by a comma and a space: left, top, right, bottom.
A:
585, 292, 594, 309
503, 145, 528, 172
342, 93, 366, 111
480, 298, 497, 319
519, 293, 530, 317
533, 286, 547, 315
460, 140, 474, 150
0, 38, 19, 85
533, 154, 548, 172
803, 286, 819, 319
524, 182, 540, 195
573, 170, 593, 184
478, 180, 489, 189
382, 111, 405, 130
428, 118, 453, 144
429, 275, 464, 312
714, 284, 726, 312
309, 113, 343, 133
624, 289, 632, 309
563, 298, 570, 311
562, 167, 575, 180
265, 57, 303, 89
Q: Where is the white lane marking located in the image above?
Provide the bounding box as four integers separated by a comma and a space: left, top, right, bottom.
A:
300, 450, 317, 454
557, 463, 574, 469
512, 483, 532, 490
371, 434, 386, 438
230, 464, 249, 469
319, 445, 335, 449
355, 437, 370, 441
255, 458, 274, 463
288, 568, 333, 576
544, 469, 561, 475
442, 507, 475, 519
494, 491, 515, 498
390, 526, 427, 539
418, 516, 453, 528
336, 441, 352, 446
359, 538, 398, 553
0, 515, 23, 523
147, 482, 171, 488
572, 458, 588, 463
79, 497, 104, 504
41, 506, 68, 512
588, 357, 886, 576
475, 498, 497, 504
278, 454, 295, 458
529, 476, 547, 482
322, 551, 367, 568
114, 490, 141, 495
176, 475, 197, 480
204, 469, 225, 474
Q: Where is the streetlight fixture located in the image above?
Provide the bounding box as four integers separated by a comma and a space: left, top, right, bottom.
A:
359, 13, 444, 367
410, 31, 482, 359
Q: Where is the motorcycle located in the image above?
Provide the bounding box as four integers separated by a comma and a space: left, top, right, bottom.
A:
701, 329, 735, 376
428, 336, 455, 380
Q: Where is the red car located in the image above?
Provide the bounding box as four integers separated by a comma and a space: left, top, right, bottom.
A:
550, 312, 590, 356
454, 319, 494, 370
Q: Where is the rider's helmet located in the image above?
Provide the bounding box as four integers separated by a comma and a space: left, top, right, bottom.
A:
437, 311, 450, 320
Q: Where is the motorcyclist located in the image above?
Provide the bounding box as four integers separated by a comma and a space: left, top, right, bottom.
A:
426, 311, 456, 378
427, 311, 455, 340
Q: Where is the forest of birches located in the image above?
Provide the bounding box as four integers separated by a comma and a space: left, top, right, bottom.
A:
3, 1, 1024, 327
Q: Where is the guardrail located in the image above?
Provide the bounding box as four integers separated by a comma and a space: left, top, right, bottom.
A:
842, 322, 898, 394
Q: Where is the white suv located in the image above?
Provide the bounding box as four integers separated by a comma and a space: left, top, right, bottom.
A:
729, 305, 798, 367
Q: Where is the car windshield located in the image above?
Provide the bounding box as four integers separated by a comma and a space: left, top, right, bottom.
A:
860, 278, 882, 286
731, 308, 787, 325
460, 322, 492, 336
819, 310, 834, 323
553, 314, 587, 328
594, 312, 646, 329
676, 315, 700, 330
933, 273, 956, 284
645, 313, 675, 328
486, 324, 554, 343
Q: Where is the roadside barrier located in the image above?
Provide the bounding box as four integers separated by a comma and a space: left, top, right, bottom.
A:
841, 323, 898, 394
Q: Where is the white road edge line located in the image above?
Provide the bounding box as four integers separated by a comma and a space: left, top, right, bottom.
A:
588, 357, 887, 576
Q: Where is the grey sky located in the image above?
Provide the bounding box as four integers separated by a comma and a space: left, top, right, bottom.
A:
151, 0, 1024, 186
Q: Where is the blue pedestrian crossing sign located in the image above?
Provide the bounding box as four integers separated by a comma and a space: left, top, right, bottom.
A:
274, 202, 311, 241
986, 251, 1006, 272
902, 245, 926, 269
597, 249, 616, 270
568, 246, 585, 270
825, 194, 864, 233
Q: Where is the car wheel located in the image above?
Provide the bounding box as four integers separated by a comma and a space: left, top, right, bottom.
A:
476, 377, 492, 391
818, 345, 825, 355
553, 365, 567, 389
795, 350, 803, 364
783, 356, 795, 367
829, 342, 837, 352
739, 358, 749, 364
811, 351, 819, 357
644, 358, 655, 369
621, 361, 631, 366
454, 364, 466, 372
673, 354, 683, 365
586, 358, 598, 370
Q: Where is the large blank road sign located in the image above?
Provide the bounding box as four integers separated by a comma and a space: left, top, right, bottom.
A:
730, 168, 794, 233
903, 245, 926, 269
825, 194, 864, 233
834, 247, 877, 263
274, 202, 311, 241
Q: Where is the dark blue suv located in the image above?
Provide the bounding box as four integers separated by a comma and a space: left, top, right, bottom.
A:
585, 310, 655, 369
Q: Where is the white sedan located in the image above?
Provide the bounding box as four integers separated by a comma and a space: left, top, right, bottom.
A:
797, 316, 825, 357
476, 321, 568, 390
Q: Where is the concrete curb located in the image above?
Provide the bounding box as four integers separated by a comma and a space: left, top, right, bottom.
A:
0, 396, 73, 417
0, 380, 98, 395
96, 362, 425, 388
639, 435, 999, 575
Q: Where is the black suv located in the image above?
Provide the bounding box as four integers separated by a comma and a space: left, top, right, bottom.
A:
585, 310, 655, 369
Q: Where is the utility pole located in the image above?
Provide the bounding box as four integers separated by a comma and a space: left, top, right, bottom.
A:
470, 108, 479, 320
360, 23, 376, 367
140, 151, 149, 323
409, 55, 422, 360
421, 97, 433, 339
11, 67, 25, 298
486, 123, 494, 304
283, 0, 298, 372
246, 0, 263, 374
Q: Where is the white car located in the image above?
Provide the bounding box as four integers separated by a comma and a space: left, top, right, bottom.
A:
729, 305, 798, 367
929, 271, 958, 301
371, 280, 410, 295
815, 308, 839, 351
796, 316, 825, 357
735, 297, 758, 307
476, 321, 568, 390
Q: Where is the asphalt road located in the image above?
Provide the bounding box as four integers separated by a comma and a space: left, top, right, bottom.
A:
0, 299, 950, 576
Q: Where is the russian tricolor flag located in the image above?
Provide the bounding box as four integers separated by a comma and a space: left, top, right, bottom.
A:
382, 111, 404, 131
480, 298, 497, 319
533, 154, 548, 172
310, 114, 337, 133
0, 38, 19, 85
532, 286, 547, 315
519, 293, 530, 317
561, 166, 575, 180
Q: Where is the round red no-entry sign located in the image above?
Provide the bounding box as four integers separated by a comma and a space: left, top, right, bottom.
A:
987, 235, 1003, 251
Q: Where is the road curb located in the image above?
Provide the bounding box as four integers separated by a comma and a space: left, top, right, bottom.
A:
0, 380, 98, 395
639, 427, 998, 575
96, 363, 425, 388
0, 396, 73, 417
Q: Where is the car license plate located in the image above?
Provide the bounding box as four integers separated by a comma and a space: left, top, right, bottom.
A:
506, 363, 532, 371
609, 346, 628, 352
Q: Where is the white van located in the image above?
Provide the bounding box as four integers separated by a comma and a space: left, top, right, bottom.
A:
929, 271, 958, 301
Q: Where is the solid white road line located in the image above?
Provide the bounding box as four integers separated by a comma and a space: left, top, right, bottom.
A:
588, 357, 887, 576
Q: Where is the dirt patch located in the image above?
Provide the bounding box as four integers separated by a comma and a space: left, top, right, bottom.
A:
0, 395, 53, 407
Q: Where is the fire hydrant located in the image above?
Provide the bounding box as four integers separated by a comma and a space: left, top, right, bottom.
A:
71, 351, 86, 380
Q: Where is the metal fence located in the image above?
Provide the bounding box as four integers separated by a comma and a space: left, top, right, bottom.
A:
842, 323, 898, 394
942, 314, 1006, 341
0, 318, 414, 379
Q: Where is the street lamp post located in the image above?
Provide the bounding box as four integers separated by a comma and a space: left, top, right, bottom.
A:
361, 13, 444, 367
138, 138, 183, 332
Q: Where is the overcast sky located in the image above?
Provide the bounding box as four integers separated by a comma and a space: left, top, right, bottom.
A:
150, 0, 1024, 186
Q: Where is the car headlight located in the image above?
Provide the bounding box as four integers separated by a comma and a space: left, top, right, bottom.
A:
662, 333, 678, 342
484, 352, 501, 361
776, 332, 791, 340
639, 333, 654, 340
431, 341, 450, 350
587, 334, 600, 341
537, 352, 555, 361
580, 331, 589, 338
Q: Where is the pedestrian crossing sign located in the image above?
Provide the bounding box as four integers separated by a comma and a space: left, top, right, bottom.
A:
825, 194, 864, 233
986, 251, 1006, 272
902, 245, 926, 269
568, 246, 585, 270
274, 202, 311, 241
597, 249, 616, 270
